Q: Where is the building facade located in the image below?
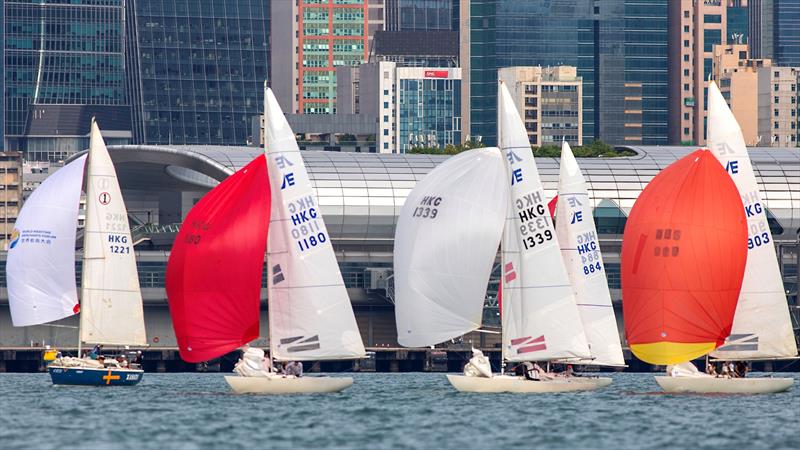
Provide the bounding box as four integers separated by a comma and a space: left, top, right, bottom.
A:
384, 0, 453, 31
0, 152, 22, 248
463, 0, 668, 147
125, 0, 270, 146
727, 0, 749, 44
751, 0, 800, 66
341, 62, 462, 153
4, 0, 129, 158
271, 0, 384, 115
758, 66, 799, 147
499, 66, 583, 147
714, 45, 770, 146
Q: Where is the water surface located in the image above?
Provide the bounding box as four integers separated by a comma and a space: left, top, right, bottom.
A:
1, 372, 797, 449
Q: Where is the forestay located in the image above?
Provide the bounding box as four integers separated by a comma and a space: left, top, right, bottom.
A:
80, 121, 146, 346
6, 155, 86, 327
706, 81, 798, 360
263, 88, 365, 361
394, 148, 507, 347
498, 82, 591, 362
555, 142, 625, 366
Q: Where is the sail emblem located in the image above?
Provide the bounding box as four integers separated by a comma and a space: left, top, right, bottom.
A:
9, 228, 20, 249
503, 262, 516, 283
653, 228, 681, 257
509, 335, 547, 354
280, 335, 321, 353
272, 264, 285, 284
98, 192, 111, 205
716, 334, 759, 352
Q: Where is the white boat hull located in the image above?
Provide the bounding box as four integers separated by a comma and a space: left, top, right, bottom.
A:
655, 376, 794, 394
446, 374, 612, 393
224, 375, 354, 394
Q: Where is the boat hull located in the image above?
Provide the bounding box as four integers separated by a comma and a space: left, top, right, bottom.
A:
48, 365, 143, 386
446, 374, 612, 393
655, 376, 794, 394
224, 375, 354, 394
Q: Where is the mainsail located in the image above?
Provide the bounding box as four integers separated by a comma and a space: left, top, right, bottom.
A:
621, 150, 748, 365
498, 82, 591, 362
166, 155, 270, 363
706, 81, 798, 360
263, 87, 365, 361
555, 141, 625, 366
394, 148, 507, 347
6, 155, 86, 327
80, 121, 146, 346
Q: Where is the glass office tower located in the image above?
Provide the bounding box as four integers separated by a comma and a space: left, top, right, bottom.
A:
773, 0, 800, 66
467, 0, 668, 146
126, 0, 269, 145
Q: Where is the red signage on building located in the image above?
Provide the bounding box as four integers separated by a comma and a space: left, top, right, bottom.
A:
424, 70, 449, 78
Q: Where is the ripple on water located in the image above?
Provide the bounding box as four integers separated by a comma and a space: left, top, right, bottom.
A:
0, 372, 798, 450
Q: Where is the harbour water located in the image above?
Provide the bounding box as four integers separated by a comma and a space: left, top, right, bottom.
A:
1, 372, 798, 449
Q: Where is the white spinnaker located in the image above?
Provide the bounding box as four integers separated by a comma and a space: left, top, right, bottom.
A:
263, 87, 365, 361
498, 82, 591, 362
6, 155, 86, 327
707, 81, 797, 359
555, 142, 625, 366
80, 121, 146, 346
394, 148, 507, 347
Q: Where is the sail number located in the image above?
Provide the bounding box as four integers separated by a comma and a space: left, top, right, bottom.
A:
747, 232, 770, 249
521, 230, 552, 250
411, 196, 442, 220
107, 234, 130, 254
288, 194, 330, 253
583, 262, 602, 275
297, 233, 327, 252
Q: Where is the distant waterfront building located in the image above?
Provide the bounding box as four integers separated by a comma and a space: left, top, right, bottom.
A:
713, 45, 771, 146
339, 62, 461, 153
757, 66, 799, 147
384, 0, 453, 31
462, 0, 668, 146
4, 0, 129, 159
499, 67, 583, 147
0, 152, 22, 248
750, 0, 800, 66
271, 0, 384, 115
125, 0, 270, 146
369, 30, 459, 68
1, 3, 4, 151
669, 0, 730, 146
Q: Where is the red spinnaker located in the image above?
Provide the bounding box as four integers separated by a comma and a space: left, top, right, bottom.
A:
621, 150, 747, 365
166, 155, 270, 363
547, 195, 558, 221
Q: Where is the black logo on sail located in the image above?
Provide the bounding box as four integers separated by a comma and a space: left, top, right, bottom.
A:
272, 264, 285, 284
280, 335, 320, 353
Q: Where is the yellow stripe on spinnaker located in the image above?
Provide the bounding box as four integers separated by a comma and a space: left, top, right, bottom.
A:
630, 341, 716, 365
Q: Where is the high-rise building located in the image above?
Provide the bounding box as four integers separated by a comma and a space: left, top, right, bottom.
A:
126, 0, 270, 146
0, 151, 22, 248
462, 0, 668, 146
758, 66, 799, 147
1, 3, 4, 152
750, 0, 800, 66
714, 44, 770, 146
4, 0, 129, 159
727, 1, 749, 45
669, 0, 728, 146
271, 0, 384, 115
338, 62, 461, 153
499, 66, 583, 147
385, 0, 453, 31
369, 30, 459, 68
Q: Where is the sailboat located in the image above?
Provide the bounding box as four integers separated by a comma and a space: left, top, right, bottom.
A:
394, 82, 611, 393
621, 148, 794, 394
166, 86, 365, 394
7, 120, 147, 386
638, 81, 798, 394
552, 141, 626, 368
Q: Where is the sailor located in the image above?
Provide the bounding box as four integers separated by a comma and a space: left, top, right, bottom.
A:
285, 361, 303, 377
705, 362, 718, 377
133, 351, 143, 367
727, 361, 737, 378
89, 344, 103, 360
563, 364, 575, 377
720, 363, 732, 378
522, 361, 539, 381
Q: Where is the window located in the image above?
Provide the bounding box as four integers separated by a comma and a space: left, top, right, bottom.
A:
684, 83, 690, 91
774, 122, 779, 129
383, 102, 389, 108
684, 55, 690, 62
383, 89, 389, 95
775, 109, 780, 117
383, 143, 389, 149
383, 116, 388, 123
775, 96, 780, 104
684, 26, 690, 33
684, 113, 690, 120
683, 69, 689, 76
684, 11, 690, 18
383, 129, 388, 135
775, 71, 780, 77
684, 127, 690, 135
684, 40, 690, 48
704, 14, 722, 24
774, 84, 779, 92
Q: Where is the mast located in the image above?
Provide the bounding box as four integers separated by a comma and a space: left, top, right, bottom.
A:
264, 80, 275, 370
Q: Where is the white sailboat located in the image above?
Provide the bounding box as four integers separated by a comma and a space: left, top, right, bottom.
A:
394, 82, 611, 393
224, 86, 366, 394
553, 141, 625, 368
7, 120, 146, 386
654, 81, 796, 394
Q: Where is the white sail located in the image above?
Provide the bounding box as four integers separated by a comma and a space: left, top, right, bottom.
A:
6, 155, 86, 327
263, 87, 365, 361
498, 82, 591, 362
80, 121, 146, 346
555, 141, 625, 366
707, 81, 798, 359
394, 148, 507, 347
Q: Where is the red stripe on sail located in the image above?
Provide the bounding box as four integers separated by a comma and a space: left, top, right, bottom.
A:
166, 155, 270, 363
510, 336, 532, 346
518, 344, 547, 354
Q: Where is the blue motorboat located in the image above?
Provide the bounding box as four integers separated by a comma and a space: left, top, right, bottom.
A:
48, 363, 143, 386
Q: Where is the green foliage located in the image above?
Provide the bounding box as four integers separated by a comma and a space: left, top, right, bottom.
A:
408, 139, 486, 155
338, 134, 357, 143
531, 140, 636, 157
